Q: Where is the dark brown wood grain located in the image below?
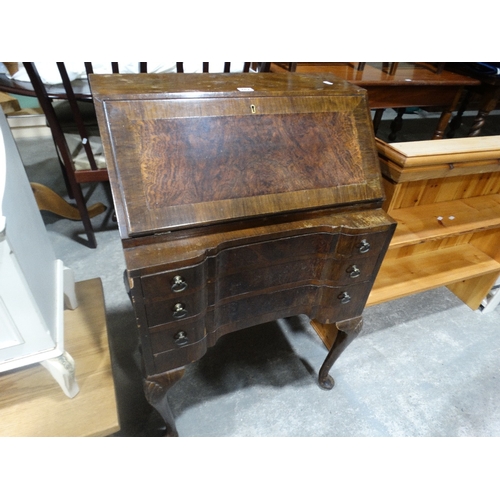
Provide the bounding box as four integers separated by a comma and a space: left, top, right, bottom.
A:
92, 72, 396, 435
136, 112, 364, 207
91, 73, 383, 237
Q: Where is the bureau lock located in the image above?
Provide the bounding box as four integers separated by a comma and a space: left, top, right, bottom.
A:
171, 275, 188, 293
172, 303, 187, 318
338, 291, 351, 304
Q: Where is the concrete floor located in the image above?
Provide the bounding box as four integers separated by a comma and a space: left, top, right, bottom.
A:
12, 109, 500, 437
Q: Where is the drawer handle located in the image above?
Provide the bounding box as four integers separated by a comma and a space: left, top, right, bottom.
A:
346, 265, 361, 278
173, 331, 188, 346
357, 239, 371, 253
171, 275, 188, 293
172, 303, 187, 319
338, 291, 351, 304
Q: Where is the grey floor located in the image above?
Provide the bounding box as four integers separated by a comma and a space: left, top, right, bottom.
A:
13, 108, 500, 437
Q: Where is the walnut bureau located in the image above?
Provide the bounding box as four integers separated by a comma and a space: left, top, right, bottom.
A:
91, 73, 396, 436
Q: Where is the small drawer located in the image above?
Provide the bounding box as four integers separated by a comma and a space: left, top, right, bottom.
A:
317, 282, 373, 322
216, 232, 338, 274
144, 290, 205, 327
326, 259, 378, 285
216, 256, 322, 300
141, 263, 206, 301
149, 315, 206, 354
335, 230, 390, 258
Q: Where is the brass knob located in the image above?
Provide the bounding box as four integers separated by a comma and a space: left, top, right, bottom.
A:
172, 302, 187, 318
346, 265, 361, 278
357, 239, 371, 253
173, 331, 188, 346
338, 291, 351, 304
171, 275, 188, 293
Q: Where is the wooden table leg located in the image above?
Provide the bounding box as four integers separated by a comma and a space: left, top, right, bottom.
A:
468, 85, 500, 137
388, 108, 406, 141
372, 109, 385, 134
143, 368, 185, 437
433, 87, 464, 139
317, 316, 363, 390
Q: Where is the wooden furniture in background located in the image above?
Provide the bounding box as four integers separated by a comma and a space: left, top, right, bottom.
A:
368, 136, 500, 309
267, 63, 481, 140
0, 92, 20, 114
0, 278, 119, 437
91, 72, 395, 436
447, 64, 500, 138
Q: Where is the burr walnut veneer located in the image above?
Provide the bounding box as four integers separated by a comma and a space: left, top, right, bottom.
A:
91, 73, 395, 436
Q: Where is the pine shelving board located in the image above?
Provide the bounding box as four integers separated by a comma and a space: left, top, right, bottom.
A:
368, 244, 500, 306
388, 194, 500, 248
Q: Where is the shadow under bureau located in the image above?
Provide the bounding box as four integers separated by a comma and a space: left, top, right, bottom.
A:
91, 72, 395, 436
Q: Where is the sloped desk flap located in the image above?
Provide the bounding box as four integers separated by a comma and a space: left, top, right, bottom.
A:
91, 73, 384, 238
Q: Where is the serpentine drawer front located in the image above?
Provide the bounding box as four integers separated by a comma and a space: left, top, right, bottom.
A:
91, 72, 396, 436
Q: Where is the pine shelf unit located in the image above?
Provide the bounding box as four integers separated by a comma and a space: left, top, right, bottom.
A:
368, 136, 500, 309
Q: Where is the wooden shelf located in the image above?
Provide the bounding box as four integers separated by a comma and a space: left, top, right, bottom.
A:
0, 278, 120, 437
370, 136, 500, 310
389, 194, 500, 248
368, 244, 500, 306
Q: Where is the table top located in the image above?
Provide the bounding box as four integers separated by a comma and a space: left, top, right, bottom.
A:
269, 62, 481, 87
0, 278, 120, 437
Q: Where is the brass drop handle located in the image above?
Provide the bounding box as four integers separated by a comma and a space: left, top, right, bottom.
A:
171, 275, 188, 293
173, 331, 188, 346
357, 239, 371, 253
346, 265, 361, 278
172, 302, 187, 318
338, 291, 351, 304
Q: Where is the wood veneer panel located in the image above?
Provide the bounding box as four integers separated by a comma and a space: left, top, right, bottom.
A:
92, 73, 384, 238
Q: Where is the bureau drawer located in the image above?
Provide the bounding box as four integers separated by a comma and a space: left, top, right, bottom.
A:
141, 263, 206, 301
216, 232, 338, 274
148, 315, 206, 354
215, 255, 323, 299
209, 282, 371, 333
144, 289, 205, 327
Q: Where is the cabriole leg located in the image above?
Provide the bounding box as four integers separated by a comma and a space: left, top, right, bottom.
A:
144, 368, 185, 437
318, 316, 363, 390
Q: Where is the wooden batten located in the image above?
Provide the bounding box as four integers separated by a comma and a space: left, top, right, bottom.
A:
376, 136, 500, 168
379, 156, 500, 183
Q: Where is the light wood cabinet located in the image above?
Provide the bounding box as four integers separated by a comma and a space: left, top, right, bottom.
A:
368, 136, 500, 309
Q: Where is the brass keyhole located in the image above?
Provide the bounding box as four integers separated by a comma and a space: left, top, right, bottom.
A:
250, 104, 256, 114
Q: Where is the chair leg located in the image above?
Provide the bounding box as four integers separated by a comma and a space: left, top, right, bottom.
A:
51, 138, 74, 199
71, 182, 98, 248
389, 108, 406, 141
372, 109, 385, 134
